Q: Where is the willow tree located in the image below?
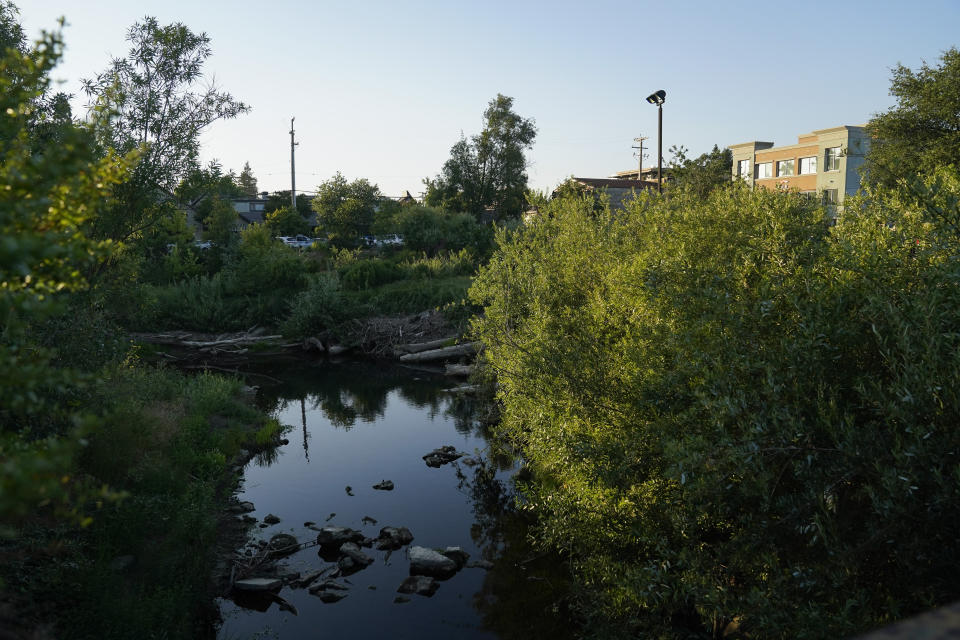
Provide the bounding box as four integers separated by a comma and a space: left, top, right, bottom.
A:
82, 17, 249, 242
425, 94, 536, 220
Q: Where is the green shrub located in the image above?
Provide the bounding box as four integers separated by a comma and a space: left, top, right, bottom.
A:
471, 177, 960, 638
346, 275, 471, 316
399, 249, 476, 279
339, 258, 404, 290
281, 272, 349, 337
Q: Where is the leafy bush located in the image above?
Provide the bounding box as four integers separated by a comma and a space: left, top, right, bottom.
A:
471, 178, 960, 638
346, 275, 471, 316
399, 249, 477, 279
397, 205, 493, 256
339, 258, 404, 290
281, 272, 349, 337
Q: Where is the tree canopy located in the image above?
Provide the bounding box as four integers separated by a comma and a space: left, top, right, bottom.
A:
236, 161, 258, 197
425, 94, 536, 220
82, 17, 249, 241
667, 143, 733, 198
865, 47, 960, 188
311, 172, 380, 245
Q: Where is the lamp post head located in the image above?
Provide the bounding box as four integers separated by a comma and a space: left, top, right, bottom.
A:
645, 89, 666, 105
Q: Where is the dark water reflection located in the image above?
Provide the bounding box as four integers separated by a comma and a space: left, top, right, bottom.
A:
217, 360, 573, 640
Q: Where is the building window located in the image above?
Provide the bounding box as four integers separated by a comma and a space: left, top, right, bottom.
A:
756, 162, 773, 179
737, 159, 751, 179
825, 147, 841, 171
776, 159, 795, 177
800, 190, 816, 200
799, 156, 817, 175
822, 189, 839, 205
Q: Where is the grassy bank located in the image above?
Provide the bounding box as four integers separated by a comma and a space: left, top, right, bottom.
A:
1, 365, 283, 639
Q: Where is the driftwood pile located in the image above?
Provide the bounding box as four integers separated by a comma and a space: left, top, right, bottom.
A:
131, 329, 304, 365
132, 319, 480, 373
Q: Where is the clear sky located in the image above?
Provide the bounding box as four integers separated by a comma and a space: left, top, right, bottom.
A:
18, 0, 960, 198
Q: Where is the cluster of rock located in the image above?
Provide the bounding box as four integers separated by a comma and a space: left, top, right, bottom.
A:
423, 445, 466, 468
230, 518, 492, 608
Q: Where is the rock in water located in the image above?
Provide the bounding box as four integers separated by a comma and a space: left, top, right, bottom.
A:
422, 445, 465, 468
315, 526, 364, 548
233, 578, 282, 592
337, 542, 374, 574
263, 513, 281, 525
268, 533, 298, 555
408, 545, 458, 579
313, 591, 347, 603
375, 526, 415, 550
372, 480, 394, 491
397, 575, 439, 596
441, 546, 470, 570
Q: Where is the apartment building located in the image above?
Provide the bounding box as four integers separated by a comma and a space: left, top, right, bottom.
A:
730, 125, 869, 207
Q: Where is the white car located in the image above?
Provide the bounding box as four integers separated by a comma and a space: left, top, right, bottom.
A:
278, 234, 315, 249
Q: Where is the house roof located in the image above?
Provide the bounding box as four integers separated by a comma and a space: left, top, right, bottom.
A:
572, 177, 658, 190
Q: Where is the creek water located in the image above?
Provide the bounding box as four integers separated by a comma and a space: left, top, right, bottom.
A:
215, 360, 572, 640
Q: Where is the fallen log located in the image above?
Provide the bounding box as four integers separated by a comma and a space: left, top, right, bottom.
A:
444, 364, 474, 377
399, 342, 477, 363
395, 336, 458, 354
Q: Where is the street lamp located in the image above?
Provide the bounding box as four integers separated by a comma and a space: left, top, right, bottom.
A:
646, 89, 666, 194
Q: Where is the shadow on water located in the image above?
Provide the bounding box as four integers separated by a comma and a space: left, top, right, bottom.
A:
219, 359, 575, 639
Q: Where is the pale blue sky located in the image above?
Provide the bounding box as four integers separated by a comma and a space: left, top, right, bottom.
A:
18, 0, 960, 198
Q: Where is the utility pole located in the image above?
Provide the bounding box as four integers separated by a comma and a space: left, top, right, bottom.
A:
632, 136, 649, 179
289, 117, 298, 209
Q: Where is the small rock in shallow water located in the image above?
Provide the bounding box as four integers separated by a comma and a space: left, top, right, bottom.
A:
442, 546, 470, 570
394, 596, 411, 604
263, 513, 280, 525
466, 559, 494, 570
234, 578, 282, 592
361, 516, 378, 526
304, 521, 315, 527
372, 480, 394, 491
313, 591, 347, 603
325, 513, 336, 521
345, 486, 354, 496
397, 575, 439, 596
409, 546, 458, 579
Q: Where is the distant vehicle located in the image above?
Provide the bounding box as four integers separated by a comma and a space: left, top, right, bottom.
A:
277, 234, 316, 249
379, 234, 403, 246
193, 240, 213, 250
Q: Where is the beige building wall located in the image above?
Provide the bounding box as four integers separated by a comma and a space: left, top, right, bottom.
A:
731, 125, 869, 208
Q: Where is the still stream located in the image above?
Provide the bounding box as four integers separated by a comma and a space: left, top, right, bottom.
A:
215, 360, 572, 640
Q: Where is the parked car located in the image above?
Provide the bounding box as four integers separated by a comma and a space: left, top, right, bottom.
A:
277, 234, 316, 249
193, 240, 213, 250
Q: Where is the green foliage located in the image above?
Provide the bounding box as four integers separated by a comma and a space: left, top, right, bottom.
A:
264, 190, 313, 218
236, 160, 258, 197
345, 275, 472, 317
137, 224, 310, 330
83, 17, 249, 242
865, 47, 960, 188
668, 143, 733, 198
425, 94, 536, 220
399, 249, 477, 280
397, 204, 493, 256
312, 172, 380, 246
281, 272, 348, 337
470, 177, 960, 638
339, 258, 403, 290
201, 195, 237, 247
265, 205, 312, 237
0, 24, 133, 529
